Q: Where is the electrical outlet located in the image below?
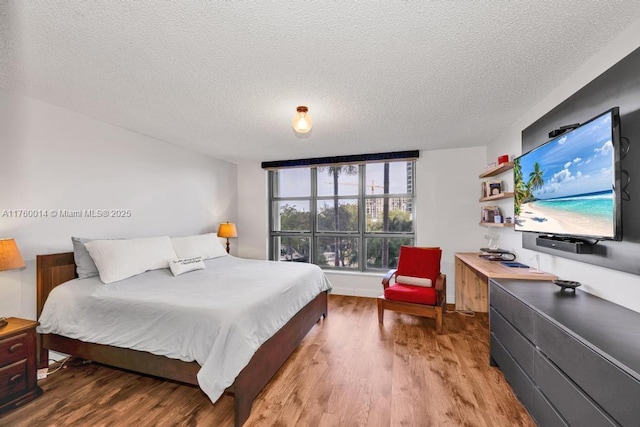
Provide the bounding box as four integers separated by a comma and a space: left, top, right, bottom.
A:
37, 368, 48, 380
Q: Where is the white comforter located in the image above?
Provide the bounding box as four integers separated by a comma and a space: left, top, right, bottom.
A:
37, 256, 332, 403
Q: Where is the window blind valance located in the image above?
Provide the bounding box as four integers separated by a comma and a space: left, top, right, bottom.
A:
261, 150, 419, 170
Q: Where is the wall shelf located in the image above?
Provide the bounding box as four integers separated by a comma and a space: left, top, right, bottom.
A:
479, 162, 514, 178
479, 161, 514, 226
479, 191, 514, 202
480, 222, 514, 228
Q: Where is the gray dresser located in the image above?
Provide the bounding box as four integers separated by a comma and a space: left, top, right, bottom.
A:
489, 279, 640, 426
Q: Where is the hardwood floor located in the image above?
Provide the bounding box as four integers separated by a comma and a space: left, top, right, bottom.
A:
1, 295, 534, 426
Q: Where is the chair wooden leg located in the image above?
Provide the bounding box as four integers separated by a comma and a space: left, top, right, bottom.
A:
377, 298, 384, 323
435, 306, 443, 334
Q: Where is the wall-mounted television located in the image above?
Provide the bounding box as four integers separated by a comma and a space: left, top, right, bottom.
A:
514, 107, 622, 241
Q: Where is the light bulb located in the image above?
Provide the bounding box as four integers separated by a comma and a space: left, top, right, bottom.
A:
292, 106, 313, 133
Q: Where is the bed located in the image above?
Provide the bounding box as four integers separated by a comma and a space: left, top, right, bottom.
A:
36, 252, 330, 427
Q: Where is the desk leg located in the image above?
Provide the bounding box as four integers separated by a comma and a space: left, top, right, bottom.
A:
455, 257, 489, 313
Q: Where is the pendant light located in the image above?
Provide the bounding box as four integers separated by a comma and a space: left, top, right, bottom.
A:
292, 106, 313, 133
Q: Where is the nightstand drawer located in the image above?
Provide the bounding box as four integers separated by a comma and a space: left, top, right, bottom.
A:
0, 318, 41, 413
0, 359, 28, 398
0, 333, 29, 364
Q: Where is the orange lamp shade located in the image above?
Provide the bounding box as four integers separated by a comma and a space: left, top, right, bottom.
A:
217, 222, 238, 238
0, 238, 25, 271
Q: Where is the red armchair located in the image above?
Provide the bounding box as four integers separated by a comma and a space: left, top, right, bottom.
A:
377, 246, 446, 334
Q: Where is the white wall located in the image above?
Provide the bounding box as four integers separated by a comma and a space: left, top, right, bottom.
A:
236, 146, 487, 302
0, 90, 237, 319
485, 19, 640, 312
236, 161, 268, 260
415, 146, 487, 302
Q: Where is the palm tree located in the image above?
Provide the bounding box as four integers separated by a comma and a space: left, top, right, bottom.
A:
528, 162, 544, 192
514, 159, 526, 216
324, 165, 358, 266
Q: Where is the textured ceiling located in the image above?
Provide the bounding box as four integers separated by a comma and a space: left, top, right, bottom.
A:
2, 1, 640, 163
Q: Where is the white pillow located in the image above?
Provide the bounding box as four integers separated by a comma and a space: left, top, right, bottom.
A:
169, 257, 206, 276
396, 275, 433, 287
84, 236, 177, 284
171, 233, 227, 260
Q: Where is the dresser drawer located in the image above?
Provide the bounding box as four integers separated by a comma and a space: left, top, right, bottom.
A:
534, 349, 617, 427
0, 359, 28, 399
0, 333, 29, 364
490, 308, 535, 378
534, 313, 640, 426
489, 281, 534, 342
490, 333, 535, 411
533, 387, 568, 427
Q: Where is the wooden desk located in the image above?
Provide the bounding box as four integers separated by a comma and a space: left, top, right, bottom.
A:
454, 252, 557, 312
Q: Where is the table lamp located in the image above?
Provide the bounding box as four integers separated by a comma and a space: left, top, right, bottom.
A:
217, 222, 238, 254
0, 238, 25, 327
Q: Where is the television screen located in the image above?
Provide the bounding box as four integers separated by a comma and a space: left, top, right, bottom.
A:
514, 108, 621, 240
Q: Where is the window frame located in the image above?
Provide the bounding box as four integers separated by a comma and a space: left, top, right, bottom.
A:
268, 160, 416, 272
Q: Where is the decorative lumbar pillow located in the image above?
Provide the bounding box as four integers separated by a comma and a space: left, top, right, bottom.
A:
84, 236, 177, 284
169, 257, 206, 277
171, 233, 227, 260
396, 275, 433, 287
72, 237, 100, 279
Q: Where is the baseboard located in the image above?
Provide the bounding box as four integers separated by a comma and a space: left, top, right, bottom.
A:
330, 287, 380, 298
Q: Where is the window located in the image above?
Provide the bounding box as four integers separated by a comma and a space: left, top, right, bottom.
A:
268, 158, 415, 271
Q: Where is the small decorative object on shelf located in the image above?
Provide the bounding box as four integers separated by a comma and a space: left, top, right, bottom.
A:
504, 217, 513, 224
481, 180, 495, 198
481, 206, 501, 223
498, 154, 509, 164
488, 180, 502, 196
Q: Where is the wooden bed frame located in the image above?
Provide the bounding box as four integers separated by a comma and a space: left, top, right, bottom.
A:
36, 252, 328, 427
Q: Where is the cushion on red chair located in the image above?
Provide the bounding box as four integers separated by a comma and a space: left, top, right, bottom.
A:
396, 246, 442, 283
384, 284, 437, 305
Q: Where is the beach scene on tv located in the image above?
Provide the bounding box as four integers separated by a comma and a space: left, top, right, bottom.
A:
514, 112, 616, 238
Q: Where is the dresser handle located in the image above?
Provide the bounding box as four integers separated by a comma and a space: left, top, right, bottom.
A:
9, 374, 23, 384
8, 343, 24, 353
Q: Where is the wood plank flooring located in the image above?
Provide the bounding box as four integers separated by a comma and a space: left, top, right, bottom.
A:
1, 295, 534, 426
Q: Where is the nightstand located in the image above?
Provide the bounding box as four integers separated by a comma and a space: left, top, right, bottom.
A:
0, 318, 42, 413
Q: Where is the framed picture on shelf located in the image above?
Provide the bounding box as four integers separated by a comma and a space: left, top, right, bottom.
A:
481, 206, 501, 223
488, 180, 502, 196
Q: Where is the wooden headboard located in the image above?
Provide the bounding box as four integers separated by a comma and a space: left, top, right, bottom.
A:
36, 252, 77, 319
